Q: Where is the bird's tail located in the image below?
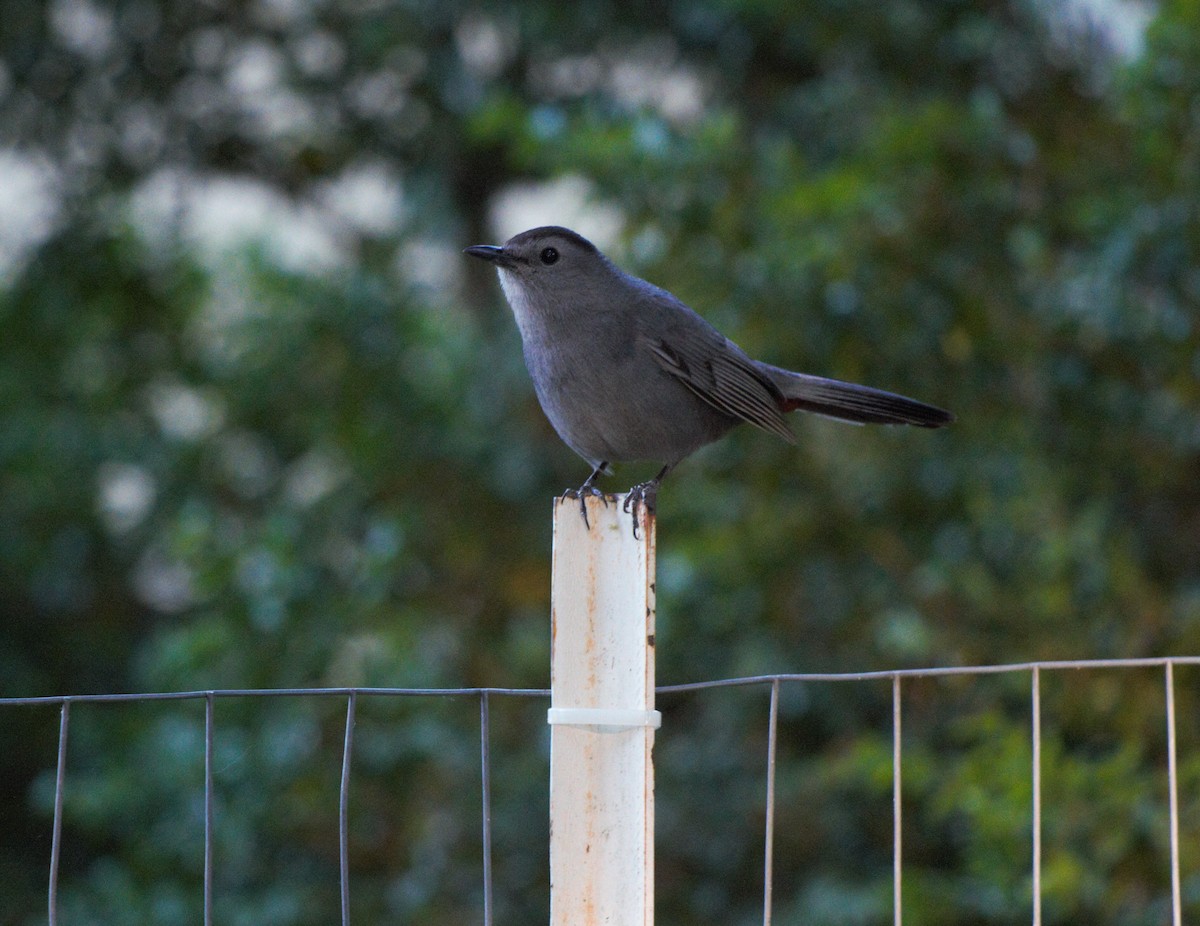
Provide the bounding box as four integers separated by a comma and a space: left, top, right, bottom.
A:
756, 362, 954, 428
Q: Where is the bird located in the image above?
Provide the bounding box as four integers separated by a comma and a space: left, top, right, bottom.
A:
465, 226, 953, 523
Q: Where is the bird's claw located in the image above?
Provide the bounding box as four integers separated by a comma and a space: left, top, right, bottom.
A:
622, 482, 658, 539
563, 483, 608, 529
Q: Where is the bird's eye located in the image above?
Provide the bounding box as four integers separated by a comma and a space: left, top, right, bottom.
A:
540, 247, 559, 265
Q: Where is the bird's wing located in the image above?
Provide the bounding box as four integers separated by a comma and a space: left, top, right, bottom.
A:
642, 333, 796, 444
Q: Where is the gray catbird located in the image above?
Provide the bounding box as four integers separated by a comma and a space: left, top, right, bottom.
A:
466, 226, 953, 520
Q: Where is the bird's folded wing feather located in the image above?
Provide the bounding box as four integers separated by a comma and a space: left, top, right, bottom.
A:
642, 335, 796, 444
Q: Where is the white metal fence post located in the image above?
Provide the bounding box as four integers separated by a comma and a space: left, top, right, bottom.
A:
549, 494, 658, 926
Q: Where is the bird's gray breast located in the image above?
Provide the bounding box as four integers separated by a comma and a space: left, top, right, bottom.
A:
517, 294, 736, 466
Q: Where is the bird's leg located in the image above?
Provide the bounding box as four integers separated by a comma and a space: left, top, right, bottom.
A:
622, 463, 672, 538
562, 463, 609, 529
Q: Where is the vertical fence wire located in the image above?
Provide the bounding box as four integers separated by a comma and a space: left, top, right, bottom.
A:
893, 675, 903, 926
480, 691, 494, 926
339, 692, 357, 926
48, 699, 70, 926
1166, 662, 1181, 926
204, 693, 214, 926
762, 679, 780, 926
1032, 667, 1042, 926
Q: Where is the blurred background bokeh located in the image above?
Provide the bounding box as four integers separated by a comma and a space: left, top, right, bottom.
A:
2, 0, 1199, 922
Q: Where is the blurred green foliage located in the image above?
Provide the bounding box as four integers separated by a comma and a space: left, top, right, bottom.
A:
2, 0, 1199, 923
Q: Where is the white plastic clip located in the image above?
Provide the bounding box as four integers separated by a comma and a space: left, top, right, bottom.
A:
547, 708, 662, 731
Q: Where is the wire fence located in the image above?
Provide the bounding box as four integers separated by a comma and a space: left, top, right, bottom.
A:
4, 656, 1197, 926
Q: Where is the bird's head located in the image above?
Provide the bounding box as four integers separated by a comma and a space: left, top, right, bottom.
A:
464, 226, 615, 317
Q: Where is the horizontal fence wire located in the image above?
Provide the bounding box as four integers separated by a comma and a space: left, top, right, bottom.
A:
3, 657, 1193, 925
0, 686, 552, 706
6, 656, 1200, 708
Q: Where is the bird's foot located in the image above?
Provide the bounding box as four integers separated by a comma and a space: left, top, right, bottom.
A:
563, 482, 608, 529
621, 481, 659, 540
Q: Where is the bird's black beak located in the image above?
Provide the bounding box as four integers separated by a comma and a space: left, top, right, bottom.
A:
464, 244, 515, 268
